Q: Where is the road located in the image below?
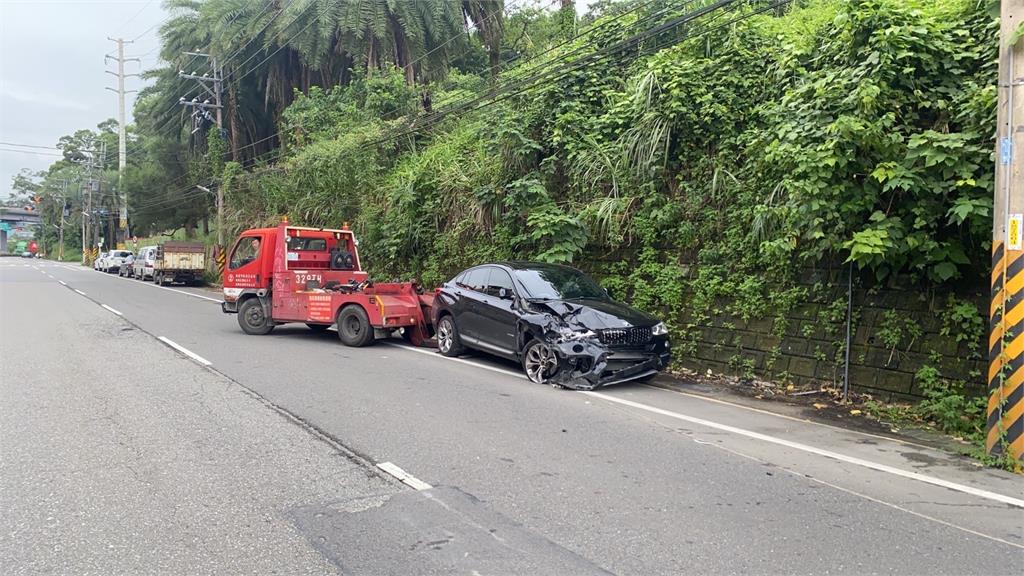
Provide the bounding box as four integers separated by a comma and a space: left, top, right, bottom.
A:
2, 259, 1022, 575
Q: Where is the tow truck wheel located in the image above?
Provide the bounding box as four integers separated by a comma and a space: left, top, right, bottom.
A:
436, 315, 464, 357
238, 298, 274, 335
337, 305, 374, 347
523, 340, 559, 384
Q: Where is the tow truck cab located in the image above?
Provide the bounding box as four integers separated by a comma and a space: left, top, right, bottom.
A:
221, 219, 434, 346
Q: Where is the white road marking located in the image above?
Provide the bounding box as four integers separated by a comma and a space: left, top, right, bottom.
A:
387, 343, 526, 379
50, 261, 222, 303
583, 391, 1024, 509
74, 289, 86, 296
640, 384, 939, 450
377, 461, 432, 491
392, 341, 1024, 509
157, 336, 212, 366
114, 274, 222, 303
101, 304, 123, 316
58, 281, 67, 286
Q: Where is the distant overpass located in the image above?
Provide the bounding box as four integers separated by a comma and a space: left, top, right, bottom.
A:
0, 207, 41, 253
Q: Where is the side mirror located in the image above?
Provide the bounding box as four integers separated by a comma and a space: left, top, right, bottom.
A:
498, 287, 513, 300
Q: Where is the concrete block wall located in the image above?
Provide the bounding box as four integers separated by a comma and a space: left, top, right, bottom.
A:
580, 253, 986, 402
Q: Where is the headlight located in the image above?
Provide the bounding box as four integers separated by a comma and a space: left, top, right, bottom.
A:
652, 322, 668, 336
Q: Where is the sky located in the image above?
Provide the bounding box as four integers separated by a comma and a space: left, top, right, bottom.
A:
0, 0, 596, 202
0, 0, 166, 200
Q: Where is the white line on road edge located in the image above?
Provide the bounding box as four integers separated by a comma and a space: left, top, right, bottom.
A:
157, 336, 212, 366
121, 276, 222, 303
387, 342, 1024, 508
387, 343, 526, 379
101, 304, 123, 316
74, 289, 86, 296
583, 391, 1024, 509
58, 281, 67, 286
377, 461, 432, 491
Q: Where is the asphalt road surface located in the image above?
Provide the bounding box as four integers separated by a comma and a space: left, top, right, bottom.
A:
2, 259, 1022, 575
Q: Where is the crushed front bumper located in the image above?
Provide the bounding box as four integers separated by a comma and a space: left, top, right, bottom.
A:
221, 301, 237, 314
547, 337, 671, 391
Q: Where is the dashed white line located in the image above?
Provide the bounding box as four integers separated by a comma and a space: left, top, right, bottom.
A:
58, 281, 67, 286
101, 304, 123, 316
582, 391, 1024, 509
157, 336, 212, 366
377, 461, 432, 491
73, 289, 86, 296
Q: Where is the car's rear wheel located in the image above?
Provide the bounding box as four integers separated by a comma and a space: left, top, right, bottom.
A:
238, 298, 274, 335
436, 315, 465, 357
523, 340, 559, 384
337, 305, 374, 347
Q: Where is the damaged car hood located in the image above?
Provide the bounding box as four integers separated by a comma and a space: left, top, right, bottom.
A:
534, 298, 657, 330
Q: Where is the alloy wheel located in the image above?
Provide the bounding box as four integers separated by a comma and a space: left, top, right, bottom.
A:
437, 319, 453, 354
524, 342, 558, 384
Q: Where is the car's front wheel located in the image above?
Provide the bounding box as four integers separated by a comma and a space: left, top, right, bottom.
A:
436, 315, 465, 357
523, 340, 559, 384
238, 298, 274, 335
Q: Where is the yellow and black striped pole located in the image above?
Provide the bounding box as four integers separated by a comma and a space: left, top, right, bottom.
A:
216, 245, 226, 278
989, 1, 1024, 462
989, 242, 1024, 458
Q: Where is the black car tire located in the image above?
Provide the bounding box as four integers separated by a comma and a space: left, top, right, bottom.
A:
523, 339, 559, 384
436, 315, 465, 357
337, 305, 374, 347
238, 298, 274, 335
306, 323, 330, 332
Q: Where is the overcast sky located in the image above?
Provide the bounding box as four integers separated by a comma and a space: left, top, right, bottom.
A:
0, 0, 166, 200
0, 0, 596, 201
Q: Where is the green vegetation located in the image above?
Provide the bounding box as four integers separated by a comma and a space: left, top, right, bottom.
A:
17, 0, 1004, 454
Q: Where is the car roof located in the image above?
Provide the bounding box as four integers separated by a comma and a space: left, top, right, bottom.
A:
490, 261, 582, 272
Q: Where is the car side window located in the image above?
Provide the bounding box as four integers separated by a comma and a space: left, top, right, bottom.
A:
485, 268, 514, 297
460, 268, 489, 292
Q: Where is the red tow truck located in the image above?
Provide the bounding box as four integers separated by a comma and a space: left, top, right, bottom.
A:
221, 217, 434, 346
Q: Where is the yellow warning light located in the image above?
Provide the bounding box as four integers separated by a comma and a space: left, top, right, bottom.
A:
342, 222, 350, 231
281, 215, 289, 224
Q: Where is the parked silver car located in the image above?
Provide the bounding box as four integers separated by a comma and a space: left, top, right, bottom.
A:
133, 246, 157, 280
104, 250, 133, 273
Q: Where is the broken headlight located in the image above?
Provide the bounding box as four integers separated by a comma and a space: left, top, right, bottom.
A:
652, 322, 668, 336
551, 325, 598, 343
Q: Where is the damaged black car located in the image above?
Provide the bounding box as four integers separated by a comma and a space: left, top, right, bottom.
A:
432, 262, 671, 390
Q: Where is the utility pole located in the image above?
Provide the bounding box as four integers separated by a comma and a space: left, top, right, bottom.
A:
989, 0, 1024, 463
106, 37, 139, 246
179, 52, 226, 265
57, 179, 67, 261
75, 139, 106, 263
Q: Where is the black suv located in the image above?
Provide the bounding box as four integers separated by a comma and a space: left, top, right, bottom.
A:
432, 262, 670, 389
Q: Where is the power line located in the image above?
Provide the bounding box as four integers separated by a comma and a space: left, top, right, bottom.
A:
0, 141, 60, 150
111, 0, 155, 36
129, 0, 782, 218
138, 0, 764, 214
0, 147, 64, 157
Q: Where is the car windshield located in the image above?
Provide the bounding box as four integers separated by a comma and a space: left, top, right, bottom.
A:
514, 265, 607, 300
